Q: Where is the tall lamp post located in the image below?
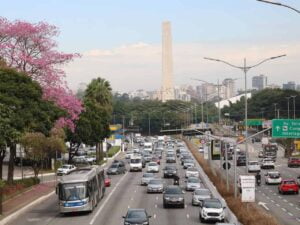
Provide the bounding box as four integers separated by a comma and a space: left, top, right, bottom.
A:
257, 0, 300, 14
273, 103, 278, 119
204, 54, 286, 172
291, 95, 297, 119
286, 96, 291, 119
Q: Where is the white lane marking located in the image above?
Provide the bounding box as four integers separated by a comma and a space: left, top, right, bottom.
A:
131, 197, 134, 201
46, 218, 52, 223
27, 218, 41, 222
155, 204, 157, 208
266, 196, 270, 200
156, 196, 158, 200
278, 196, 282, 199
276, 204, 280, 207
187, 214, 190, 219
89, 172, 129, 225
134, 190, 137, 193
289, 203, 294, 207
283, 199, 288, 202
128, 205, 130, 209
288, 212, 293, 217
153, 214, 156, 219
296, 218, 300, 222
271, 200, 275, 203
296, 207, 300, 211
281, 208, 287, 212
185, 204, 187, 208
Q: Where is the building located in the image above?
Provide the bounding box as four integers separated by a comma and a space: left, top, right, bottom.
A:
222, 78, 236, 99
252, 75, 267, 90
266, 83, 281, 89
174, 86, 191, 102
161, 21, 175, 102
282, 81, 296, 90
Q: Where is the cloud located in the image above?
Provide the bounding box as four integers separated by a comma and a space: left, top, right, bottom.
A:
64, 40, 300, 93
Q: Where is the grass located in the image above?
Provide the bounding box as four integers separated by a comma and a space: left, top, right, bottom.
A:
107, 146, 120, 158
184, 138, 280, 225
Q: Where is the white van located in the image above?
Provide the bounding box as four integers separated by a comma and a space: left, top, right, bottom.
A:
144, 142, 153, 152
129, 156, 142, 172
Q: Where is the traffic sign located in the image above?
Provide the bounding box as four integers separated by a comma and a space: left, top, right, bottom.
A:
272, 119, 300, 138
222, 162, 231, 170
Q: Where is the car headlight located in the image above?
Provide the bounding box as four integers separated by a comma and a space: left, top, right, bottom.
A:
178, 197, 183, 201
165, 197, 170, 200
202, 210, 208, 216
124, 222, 130, 225
143, 222, 149, 225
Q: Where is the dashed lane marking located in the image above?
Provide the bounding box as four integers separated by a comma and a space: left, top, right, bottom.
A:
155, 204, 157, 208
289, 203, 294, 207
187, 214, 190, 219
288, 212, 293, 217
271, 200, 275, 203
296, 207, 300, 211
128, 205, 130, 209
283, 199, 288, 202
276, 204, 280, 207
281, 208, 287, 212
154, 214, 156, 219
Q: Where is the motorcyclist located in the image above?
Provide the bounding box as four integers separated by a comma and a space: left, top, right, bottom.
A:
255, 172, 261, 186
173, 174, 180, 185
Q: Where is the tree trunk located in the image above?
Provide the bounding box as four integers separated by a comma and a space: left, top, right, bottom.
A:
95, 143, 99, 164
7, 143, 16, 185
0, 148, 6, 180
99, 141, 103, 162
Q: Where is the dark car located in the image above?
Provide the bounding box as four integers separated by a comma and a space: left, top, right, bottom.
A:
106, 162, 126, 175
287, 157, 300, 168
181, 155, 192, 165
123, 208, 151, 225
163, 165, 178, 178
163, 185, 185, 208
166, 154, 176, 163
236, 156, 246, 166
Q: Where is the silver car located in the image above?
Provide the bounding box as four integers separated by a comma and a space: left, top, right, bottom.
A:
192, 188, 211, 206
141, 173, 155, 186
147, 179, 164, 193
186, 177, 201, 191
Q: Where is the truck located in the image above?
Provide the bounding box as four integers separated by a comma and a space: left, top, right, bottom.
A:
263, 144, 278, 160
261, 137, 269, 148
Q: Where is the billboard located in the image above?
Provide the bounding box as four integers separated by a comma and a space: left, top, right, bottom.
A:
211, 140, 221, 160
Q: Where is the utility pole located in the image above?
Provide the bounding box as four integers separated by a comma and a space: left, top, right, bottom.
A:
148, 113, 151, 136
218, 79, 221, 125
286, 97, 291, 119
274, 103, 278, 119
291, 96, 296, 119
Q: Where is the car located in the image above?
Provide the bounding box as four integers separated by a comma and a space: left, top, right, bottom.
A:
192, 188, 212, 206
151, 156, 160, 165
258, 151, 264, 158
199, 198, 226, 223
236, 156, 246, 166
106, 162, 126, 175
181, 155, 192, 165
163, 185, 185, 208
147, 162, 159, 173
129, 157, 142, 172
85, 156, 96, 164
105, 177, 111, 187
183, 159, 195, 169
185, 167, 199, 178
248, 161, 261, 173
125, 151, 134, 159
56, 164, 76, 176
278, 179, 299, 194
141, 173, 155, 186
163, 165, 177, 178
264, 171, 282, 185
122, 208, 151, 225
297, 175, 300, 187
186, 177, 201, 191
198, 146, 204, 153
166, 154, 176, 163
287, 157, 300, 168
261, 158, 275, 169
147, 178, 164, 193
143, 153, 152, 163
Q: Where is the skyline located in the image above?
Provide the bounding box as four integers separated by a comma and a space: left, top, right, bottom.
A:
2, 0, 300, 92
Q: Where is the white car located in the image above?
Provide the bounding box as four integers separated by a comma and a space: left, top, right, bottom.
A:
141, 173, 155, 185
185, 167, 199, 178
125, 151, 134, 159
57, 164, 76, 176
261, 158, 275, 169
147, 162, 159, 173
248, 161, 261, 173
186, 177, 201, 191
85, 156, 96, 164
199, 198, 226, 223
129, 157, 142, 172
265, 171, 282, 185
198, 146, 204, 153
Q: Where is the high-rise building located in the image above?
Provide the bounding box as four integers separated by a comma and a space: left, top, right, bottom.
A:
283, 81, 296, 90
252, 74, 267, 90
161, 21, 174, 102
222, 78, 236, 99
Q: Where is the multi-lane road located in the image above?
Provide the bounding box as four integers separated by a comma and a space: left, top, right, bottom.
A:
8, 143, 224, 225
209, 139, 300, 225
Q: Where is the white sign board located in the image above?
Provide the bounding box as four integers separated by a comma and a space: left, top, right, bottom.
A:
242, 187, 255, 202
103, 142, 107, 153
204, 146, 209, 160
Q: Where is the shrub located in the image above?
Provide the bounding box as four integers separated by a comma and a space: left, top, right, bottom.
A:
107, 146, 120, 158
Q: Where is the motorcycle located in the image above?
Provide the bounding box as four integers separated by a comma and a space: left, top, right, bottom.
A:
256, 178, 261, 186
173, 176, 180, 185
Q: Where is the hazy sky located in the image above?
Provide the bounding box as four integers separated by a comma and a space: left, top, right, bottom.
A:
2, 0, 300, 92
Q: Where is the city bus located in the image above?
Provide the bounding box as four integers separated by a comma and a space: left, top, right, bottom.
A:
56, 165, 105, 214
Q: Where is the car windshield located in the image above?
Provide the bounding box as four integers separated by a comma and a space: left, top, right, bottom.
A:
127, 210, 146, 219
61, 182, 86, 201
110, 164, 118, 168
203, 200, 222, 208
195, 189, 210, 195
249, 162, 258, 165
167, 154, 174, 157
165, 187, 182, 194
143, 173, 154, 177
269, 173, 280, 178
149, 179, 162, 185
283, 181, 296, 184
187, 168, 197, 171
62, 165, 70, 169
165, 166, 175, 170
149, 163, 157, 166
131, 159, 141, 163
188, 178, 199, 183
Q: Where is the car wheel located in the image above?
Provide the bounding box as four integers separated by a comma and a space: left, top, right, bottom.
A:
163, 203, 167, 208
199, 214, 204, 222
296, 191, 299, 194
181, 203, 185, 208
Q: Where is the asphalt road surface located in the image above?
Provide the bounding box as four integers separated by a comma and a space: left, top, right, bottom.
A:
8, 143, 220, 225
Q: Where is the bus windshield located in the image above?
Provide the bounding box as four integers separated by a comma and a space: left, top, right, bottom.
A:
61, 182, 87, 201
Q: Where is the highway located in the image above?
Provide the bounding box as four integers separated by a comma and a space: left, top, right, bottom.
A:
209, 139, 300, 225
7, 143, 221, 225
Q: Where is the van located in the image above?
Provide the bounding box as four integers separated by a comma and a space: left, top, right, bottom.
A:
129, 157, 142, 172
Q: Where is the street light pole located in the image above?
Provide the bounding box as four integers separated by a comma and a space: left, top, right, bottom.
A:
148, 113, 151, 136
286, 97, 291, 119
274, 103, 278, 119
218, 79, 221, 125
204, 54, 286, 173
257, 0, 300, 14
291, 96, 296, 119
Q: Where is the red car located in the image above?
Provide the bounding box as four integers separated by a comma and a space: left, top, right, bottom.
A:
278, 179, 299, 194
105, 177, 111, 187
287, 157, 300, 167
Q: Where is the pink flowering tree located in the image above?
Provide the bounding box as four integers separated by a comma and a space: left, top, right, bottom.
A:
0, 17, 83, 131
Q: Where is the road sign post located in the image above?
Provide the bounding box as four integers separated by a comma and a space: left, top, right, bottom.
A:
272, 119, 300, 138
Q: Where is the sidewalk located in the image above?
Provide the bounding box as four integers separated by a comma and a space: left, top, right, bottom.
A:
1, 181, 56, 219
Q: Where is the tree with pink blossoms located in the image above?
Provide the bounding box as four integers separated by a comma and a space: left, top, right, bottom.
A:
0, 17, 83, 131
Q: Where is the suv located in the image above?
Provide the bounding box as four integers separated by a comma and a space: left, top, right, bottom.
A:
248, 161, 261, 173
265, 171, 281, 185
163, 185, 185, 208
287, 157, 300, 168
163, 165, 177, 178
129, 157, 142, 172
199, 198, 226, 223
123, 208, 151, 225
278, 179, 299, 194
57, 164, 76, 176
261, 158, 275, 169
236, 156, 246, 166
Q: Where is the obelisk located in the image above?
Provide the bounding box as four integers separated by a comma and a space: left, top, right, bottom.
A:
161, 21, 174, 102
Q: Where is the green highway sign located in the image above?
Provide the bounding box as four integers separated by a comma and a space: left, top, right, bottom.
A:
272, 119, 300, 138
245, 119, 263, 126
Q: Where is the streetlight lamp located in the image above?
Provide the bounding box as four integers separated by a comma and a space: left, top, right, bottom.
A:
291, 96, 297, 119
257, 0, 300, 14
204, 54, 286, 172
286, 96, 291, 119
